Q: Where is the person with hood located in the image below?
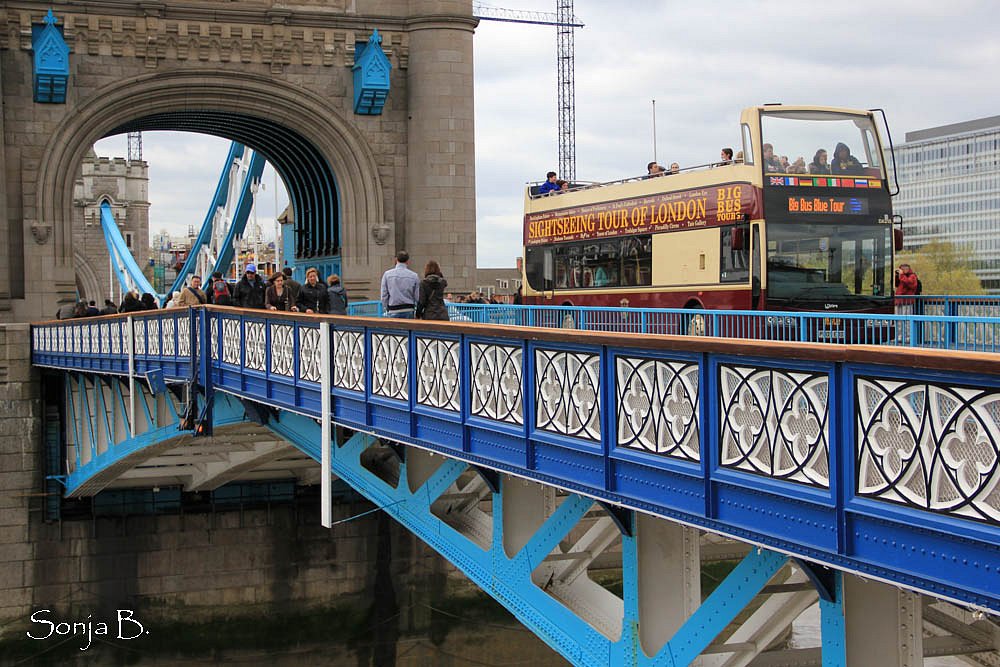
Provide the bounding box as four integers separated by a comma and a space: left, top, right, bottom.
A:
809, 149, 831, 175
119, 290, 144, 313
140, 292, 158, 310
415, 260, 450, 321
327, 274, 348, 315
234, 263, 267, 309
296, 267, 330, 314
831, 142, 864, 175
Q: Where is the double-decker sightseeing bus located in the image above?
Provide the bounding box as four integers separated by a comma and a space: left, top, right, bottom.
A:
521, 105, 899, 316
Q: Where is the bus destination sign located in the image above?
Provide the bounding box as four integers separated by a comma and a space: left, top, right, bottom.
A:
524, 183, 757, 246
786, 195, 869, 215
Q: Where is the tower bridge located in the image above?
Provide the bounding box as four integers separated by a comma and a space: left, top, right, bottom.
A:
23, 306, 1000, 665
1, 1, 999, 665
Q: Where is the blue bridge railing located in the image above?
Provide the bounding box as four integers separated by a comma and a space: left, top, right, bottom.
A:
348, 298, 1000, 352
28, 306, 1000, 612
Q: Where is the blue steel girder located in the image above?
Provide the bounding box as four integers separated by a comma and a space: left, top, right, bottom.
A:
29, 307, 1000, 617
267, 411, 808, 665
61, 377, 242, 497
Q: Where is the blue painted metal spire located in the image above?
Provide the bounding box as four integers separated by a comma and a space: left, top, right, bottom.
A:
32, 9, 70, 103
352, 29, 391, 115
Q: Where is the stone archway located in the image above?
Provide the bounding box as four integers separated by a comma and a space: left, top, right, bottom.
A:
35, 69, 392, 304
73, 249, 103, 304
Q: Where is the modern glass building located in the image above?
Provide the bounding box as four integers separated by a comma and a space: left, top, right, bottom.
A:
892, 115, 1000, 292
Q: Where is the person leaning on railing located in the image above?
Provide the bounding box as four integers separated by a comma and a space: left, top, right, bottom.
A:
296, 267, 330, 314
265, 272, 297, 312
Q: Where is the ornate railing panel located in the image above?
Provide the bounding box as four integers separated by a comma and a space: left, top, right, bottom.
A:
856, 377, 1000, 523
719, 364, 830, 488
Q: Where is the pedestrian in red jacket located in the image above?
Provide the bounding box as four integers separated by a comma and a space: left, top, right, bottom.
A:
895, 264, 919, 296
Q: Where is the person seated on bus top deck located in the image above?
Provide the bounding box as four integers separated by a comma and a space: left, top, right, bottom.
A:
593, 265, 609, 287
668, 162, 680, 175
787, 157, 808, 174
718, 147, 734, 166
809, 149, 831, 175
538, 171, 560, 195
646, 161, 666, 178
557, 179, 570, 192
831, 142, 865, 175
734, 150, 744, 164
761, 143, 783, 172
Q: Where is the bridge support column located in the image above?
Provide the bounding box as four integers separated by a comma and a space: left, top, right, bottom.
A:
404, 6, 477, 291
635, 512, 701, 658
839, 574, 923, 666
406, 447, 445, 494
501, 475, 555, 558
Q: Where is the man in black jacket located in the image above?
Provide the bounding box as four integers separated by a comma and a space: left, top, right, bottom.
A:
296, 267, 330, 314
234, 264, 267, 309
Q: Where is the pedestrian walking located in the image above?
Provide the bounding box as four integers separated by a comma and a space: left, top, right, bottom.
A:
415, 260, 450, 321
380, 250, 420, 318
327, 274, 348, 315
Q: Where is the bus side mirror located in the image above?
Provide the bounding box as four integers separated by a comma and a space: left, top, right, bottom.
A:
893, 228, 904, 252
731, 228, 746, 251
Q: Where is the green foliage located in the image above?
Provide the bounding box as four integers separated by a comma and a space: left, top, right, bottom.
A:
896, 240, 985, 295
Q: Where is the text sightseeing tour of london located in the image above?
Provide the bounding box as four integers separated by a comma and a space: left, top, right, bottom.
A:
524, 184, 757, 246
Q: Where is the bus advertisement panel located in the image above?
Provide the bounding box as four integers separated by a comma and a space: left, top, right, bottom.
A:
524, 183, 759, 247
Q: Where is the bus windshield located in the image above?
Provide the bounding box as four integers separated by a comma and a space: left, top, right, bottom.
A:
761, 111, 883, 178
767, 222, 891, 306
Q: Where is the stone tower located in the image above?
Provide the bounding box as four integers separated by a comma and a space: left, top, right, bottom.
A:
70, 150, 150, 307
0, 0, 478, 322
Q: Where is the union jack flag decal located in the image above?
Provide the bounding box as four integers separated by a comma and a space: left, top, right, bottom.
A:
769, 176, 786, 186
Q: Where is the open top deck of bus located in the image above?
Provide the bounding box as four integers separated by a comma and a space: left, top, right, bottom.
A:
520, 104, 897, 315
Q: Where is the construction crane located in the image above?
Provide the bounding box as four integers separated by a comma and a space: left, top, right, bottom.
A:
473, 2, 584, 181
127, 130, 142, 161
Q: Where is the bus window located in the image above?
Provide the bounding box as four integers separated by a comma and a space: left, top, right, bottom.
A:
541, 236, 652, 290
861, 127, 882, 169
741, 123, 755, 165
766, 222, 890, 303
720, 225, 750, 283
760, 110, 883, 178
525, 246, 553, 291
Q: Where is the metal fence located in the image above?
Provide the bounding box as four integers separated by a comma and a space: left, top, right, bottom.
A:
347, 298, 1000, 351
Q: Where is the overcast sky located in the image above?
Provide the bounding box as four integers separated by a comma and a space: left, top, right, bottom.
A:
96, 0, 1000, 268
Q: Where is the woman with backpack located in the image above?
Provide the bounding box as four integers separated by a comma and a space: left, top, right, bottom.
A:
207, 271, 233, 306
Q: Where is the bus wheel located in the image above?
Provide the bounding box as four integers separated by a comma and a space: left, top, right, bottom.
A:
684, 302, 706, 336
